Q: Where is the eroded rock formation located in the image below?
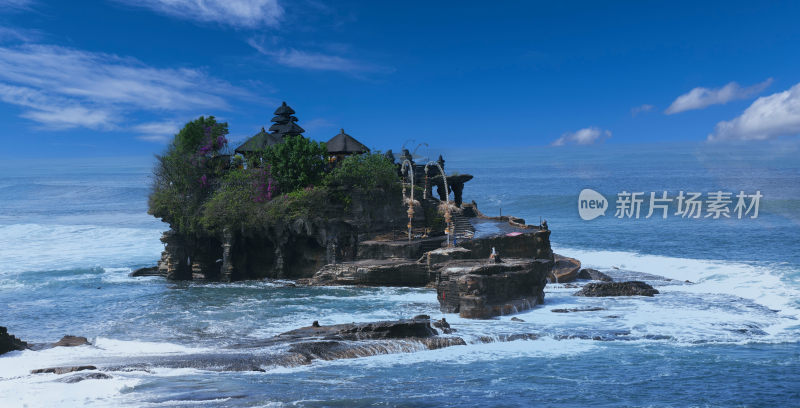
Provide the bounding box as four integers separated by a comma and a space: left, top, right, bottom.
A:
436, 258, 552, 318
0, 326, 27, 355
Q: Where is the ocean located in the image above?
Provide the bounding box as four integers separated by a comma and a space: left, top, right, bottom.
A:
1, 142, 799, 407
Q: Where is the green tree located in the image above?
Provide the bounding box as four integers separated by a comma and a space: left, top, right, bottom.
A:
259, 135, 328, 193
148, 116, 229, 233
173, 116, 229, 155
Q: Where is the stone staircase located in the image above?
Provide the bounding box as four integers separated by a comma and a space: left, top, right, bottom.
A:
453, 213, 475, 240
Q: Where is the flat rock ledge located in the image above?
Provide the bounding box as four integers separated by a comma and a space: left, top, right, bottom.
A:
303, 259, 429, 286
56, 318, 468, 373
436, 258, 552, 319
574, 281, 659, 297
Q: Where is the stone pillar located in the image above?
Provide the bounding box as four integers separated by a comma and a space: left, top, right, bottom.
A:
450, 182, 465, 207
436, 182, 447, 202
220, 228, 234, 282
275, 247, 286, 279
326, 239, 338, 265
161, 231, 191, 281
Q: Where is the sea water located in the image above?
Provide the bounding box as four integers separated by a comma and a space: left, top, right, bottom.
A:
0, 143, 799, 407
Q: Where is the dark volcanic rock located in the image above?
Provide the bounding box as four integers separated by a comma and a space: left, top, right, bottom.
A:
59, 372, 112, 383
31, 365, 97, 375
277, 318, 439, 341
577, 268, 613, 282
551, 307, 606, 313
574, 281, 659, 297
130, 266, 164, 277
53, 335, 90, 347
103, 317, 468, 372
432, 318, 456, 334
0, 326, 28, 355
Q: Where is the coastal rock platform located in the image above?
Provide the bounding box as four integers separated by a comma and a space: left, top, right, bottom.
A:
303, 259, 429, 286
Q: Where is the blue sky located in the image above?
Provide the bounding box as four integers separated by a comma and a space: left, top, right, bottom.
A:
1, 0, 799, 157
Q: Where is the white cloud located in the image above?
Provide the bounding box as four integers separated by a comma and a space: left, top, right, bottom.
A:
631, 104, 654, 117
0, 0, 36, 11
708, 82, 800, 142
666, 78, 772, 114
247, 37, 390, 74
0, 26, 41, 42
551, 127, 611, 146
133, 120, 181, 142
116, 0, 283, 28
0, 44, 253, 130
0, 83, 116, 129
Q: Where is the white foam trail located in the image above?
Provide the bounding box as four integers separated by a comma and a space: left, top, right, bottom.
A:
554, 245, 800, 313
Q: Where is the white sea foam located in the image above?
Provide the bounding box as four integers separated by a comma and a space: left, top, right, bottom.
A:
0, 371, 140, 408
0, 339, 211, 379
544, 245, 800, 342
554, 245, 800, 313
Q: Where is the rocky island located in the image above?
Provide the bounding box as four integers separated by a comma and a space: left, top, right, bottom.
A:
139, 102, 567, 319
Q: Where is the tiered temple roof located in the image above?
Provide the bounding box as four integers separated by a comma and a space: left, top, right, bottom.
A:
235, 102, 305, 155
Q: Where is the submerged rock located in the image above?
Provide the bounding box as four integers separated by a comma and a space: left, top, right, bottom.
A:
97, 317, 468, 372
0, 326, 28, 355
574, 281, 659, 297
276, 318, 439, 341
577, 268, 613, 281
551, 307, 606, 313
53, 335, 90, 347
129, 266, 164, 277
58, 372, 112, 383
432, 318, 456, 334
31, 365, 97, 375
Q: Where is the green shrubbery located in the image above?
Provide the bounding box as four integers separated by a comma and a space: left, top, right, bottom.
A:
327, 152, 398, 191
149, 116, 401, 235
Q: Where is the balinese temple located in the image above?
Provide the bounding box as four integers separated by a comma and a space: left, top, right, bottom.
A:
235, 102, 305, 157
327, 129, 369, 163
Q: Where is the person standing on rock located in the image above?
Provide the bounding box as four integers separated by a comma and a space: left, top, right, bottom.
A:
490, 247, 502, 263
